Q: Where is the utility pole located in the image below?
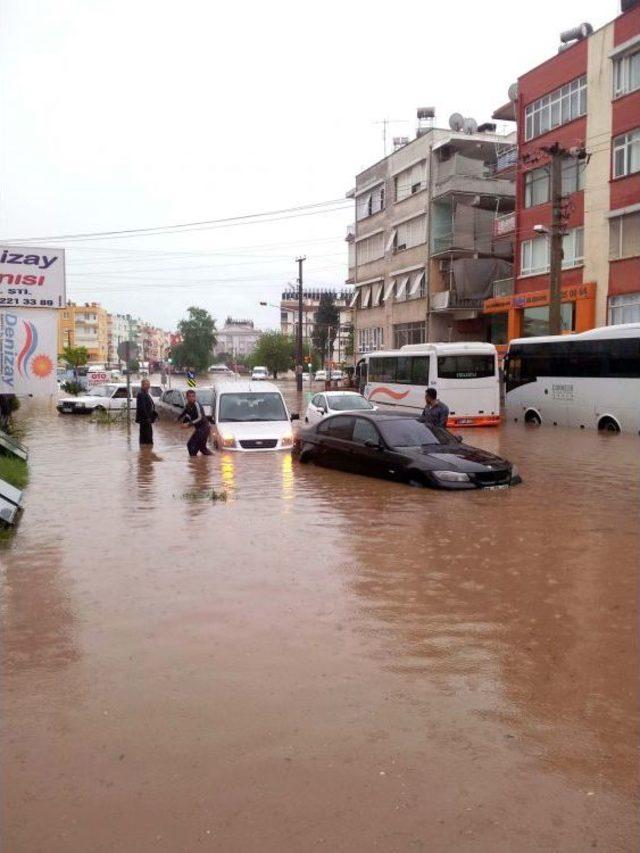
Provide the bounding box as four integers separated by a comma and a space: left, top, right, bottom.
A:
295, 256, 305, 392
548, 143, 564, 336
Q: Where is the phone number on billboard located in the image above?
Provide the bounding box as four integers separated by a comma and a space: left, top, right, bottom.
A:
0, 297, 55, 306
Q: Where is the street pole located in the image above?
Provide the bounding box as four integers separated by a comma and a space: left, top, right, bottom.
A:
295, 256, 305, 392
548, 145, 564, 336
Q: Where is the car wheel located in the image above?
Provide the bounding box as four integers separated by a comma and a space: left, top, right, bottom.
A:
524, 410, 541, 426
406, 469, 426, 488
299, 448, 314, 464
95, 405, 106, 413
598, 416, 620, 433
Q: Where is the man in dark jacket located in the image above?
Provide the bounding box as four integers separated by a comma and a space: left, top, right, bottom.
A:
420, 387, 449, 429
135, 379, 156, 445
178, 390, 213, 456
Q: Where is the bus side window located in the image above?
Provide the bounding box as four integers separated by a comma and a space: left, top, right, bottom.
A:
411, 356, 429, 385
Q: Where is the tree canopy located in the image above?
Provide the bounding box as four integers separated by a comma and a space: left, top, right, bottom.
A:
311, 293, 339, 366
60, 345, 89, 376
171, 307, 217, 373
248, 332, 293, 379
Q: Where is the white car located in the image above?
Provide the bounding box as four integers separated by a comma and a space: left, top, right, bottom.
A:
305, 391, 376, 425
314, 370, 327, 382
156, 387, 214, 420
56, 383, 162, 415
209, 364, 234, 377
251, 366, 269, 381
330, 370, 345, 382
211, 381, 299, 451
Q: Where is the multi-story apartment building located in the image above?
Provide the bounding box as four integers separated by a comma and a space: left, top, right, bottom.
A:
58, 302, 109, 363
213, 318, 261, 359
486, 0, 640, 340
280, 288, 353, 363
107, 313, 139, 366
347, 122, 516, 358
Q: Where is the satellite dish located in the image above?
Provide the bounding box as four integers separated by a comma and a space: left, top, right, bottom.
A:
463, 117, 478, 134
449, 112, 464, 132
508, 82, 518, 102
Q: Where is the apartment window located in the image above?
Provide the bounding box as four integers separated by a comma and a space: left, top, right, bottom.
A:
613, 49, 640, 98
613, 129, 640, 178
357, 326, 384, 353
609, 211, 640, 259
524, 75, 587, 141
356, 184, 385, 221
392, 216, 427, 253
524, 166, 550, 207
393, 322, 426, 348
356, 232, 384, 265
395, 161, 426, 202
520, 236, 549, 276
562, 156, 585, 194
609, 293, 640, 324
407, 271, 426, 299
520, 227, 584, 275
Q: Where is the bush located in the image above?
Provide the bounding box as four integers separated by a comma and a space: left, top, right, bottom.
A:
61, 380, 85, 396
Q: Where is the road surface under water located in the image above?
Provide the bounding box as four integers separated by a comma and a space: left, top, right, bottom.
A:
1, 382, 638, 852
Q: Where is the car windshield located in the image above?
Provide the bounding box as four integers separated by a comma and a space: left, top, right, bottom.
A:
83, 385, 114, 397
328, 394, 373, 412
379, 419, 453, 448
219, 392, 287, 422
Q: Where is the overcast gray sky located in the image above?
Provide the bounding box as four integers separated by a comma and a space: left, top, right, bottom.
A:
0, 0, 620, 331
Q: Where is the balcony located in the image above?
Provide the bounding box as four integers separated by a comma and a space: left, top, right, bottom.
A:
492, 212, 516, 238
492, 277, 514, 298
430, 290, 484, 313
495, 147, 517, 174
433, 156, 514, 201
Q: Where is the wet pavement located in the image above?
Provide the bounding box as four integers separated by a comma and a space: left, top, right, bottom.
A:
1, 380, 638, 852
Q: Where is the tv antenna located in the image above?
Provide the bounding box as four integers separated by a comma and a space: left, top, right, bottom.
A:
372, 119, 409, 156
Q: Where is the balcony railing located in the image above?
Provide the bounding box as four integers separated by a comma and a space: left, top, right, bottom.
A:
430, 290, 484, 312
495, 147, 517, 173
492, 277, 514, 298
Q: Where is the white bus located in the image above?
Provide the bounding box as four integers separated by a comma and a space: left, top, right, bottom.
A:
359, 342, 501, 428
504, 323, 640, 433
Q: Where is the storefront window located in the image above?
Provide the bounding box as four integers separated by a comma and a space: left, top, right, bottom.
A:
523, 304, 574, 337
488, 313, 508, 345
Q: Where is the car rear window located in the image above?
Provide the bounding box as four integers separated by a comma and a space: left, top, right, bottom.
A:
379, 419, 451, 447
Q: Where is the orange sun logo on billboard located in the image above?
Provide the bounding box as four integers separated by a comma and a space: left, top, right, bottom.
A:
31, 354, 54, 379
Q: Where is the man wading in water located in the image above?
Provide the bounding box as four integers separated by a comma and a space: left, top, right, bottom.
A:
178, 390, 213, 456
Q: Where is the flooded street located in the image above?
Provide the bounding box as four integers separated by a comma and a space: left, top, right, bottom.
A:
1, 382, 638, 852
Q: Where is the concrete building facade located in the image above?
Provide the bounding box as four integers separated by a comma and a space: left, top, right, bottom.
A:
214, 318, 261, 359
280, 288, 353, 364
347, 124, 516, 359
58, 302, 109, 364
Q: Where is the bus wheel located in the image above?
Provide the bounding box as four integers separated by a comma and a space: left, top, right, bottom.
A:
598, 417, 620, 433
524, 410, 541, 426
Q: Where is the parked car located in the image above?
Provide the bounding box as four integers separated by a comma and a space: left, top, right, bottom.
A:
305, 391, 376, 425
56, 383, 162, 415
314, 370, 327, 381
251, 366, 269, 381
330, 370, 345, 382
211, 380, 298, 451
294, 412, 521, 490
209, 364, 234, 377
156, 388, 214, 420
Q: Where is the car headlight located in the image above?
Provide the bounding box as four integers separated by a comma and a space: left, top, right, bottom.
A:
281, 433, 294, 447
432, 470, 470, 483
221, 434, 236, 448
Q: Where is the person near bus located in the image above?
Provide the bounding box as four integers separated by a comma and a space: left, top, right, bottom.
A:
178, 390, 213, 456
135, 379, 157, 446
420, 388, 449, 429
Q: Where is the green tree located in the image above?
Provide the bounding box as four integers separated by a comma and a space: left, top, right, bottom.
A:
171, 307, 217, 373
344, 327, 354, 359
248, 332, 293, 379
59, 345, 89, 379
311, 293, 339, 366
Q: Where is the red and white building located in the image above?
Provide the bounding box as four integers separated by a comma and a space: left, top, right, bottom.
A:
486, 0, 640, 342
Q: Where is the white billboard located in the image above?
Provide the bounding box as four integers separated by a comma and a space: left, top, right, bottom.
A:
0, 308, 58, 398
0, 246, 66, 308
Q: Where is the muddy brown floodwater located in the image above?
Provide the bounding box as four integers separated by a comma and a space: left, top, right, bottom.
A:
1, 380, 638, 852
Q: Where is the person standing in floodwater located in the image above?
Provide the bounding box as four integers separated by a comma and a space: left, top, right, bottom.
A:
420, 387, 449, 429
178, 390, 213, 456
135, 379, 157, 446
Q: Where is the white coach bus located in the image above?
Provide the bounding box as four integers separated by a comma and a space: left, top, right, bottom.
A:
359, 342, 501, 428
504, 323, 640, 433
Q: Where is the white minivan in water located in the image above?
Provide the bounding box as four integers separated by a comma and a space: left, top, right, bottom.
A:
211, 381, 299, 451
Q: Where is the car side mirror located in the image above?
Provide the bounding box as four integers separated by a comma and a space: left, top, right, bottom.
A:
364, 439, 383, 450
290, 413, 300, 421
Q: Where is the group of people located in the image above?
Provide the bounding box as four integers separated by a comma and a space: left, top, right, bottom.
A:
135, 379, 212, 456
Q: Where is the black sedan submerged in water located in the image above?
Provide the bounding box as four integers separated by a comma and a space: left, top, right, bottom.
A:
294, 412, 521, 490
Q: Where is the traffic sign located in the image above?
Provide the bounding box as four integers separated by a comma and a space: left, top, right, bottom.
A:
118, 340, 139, 363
